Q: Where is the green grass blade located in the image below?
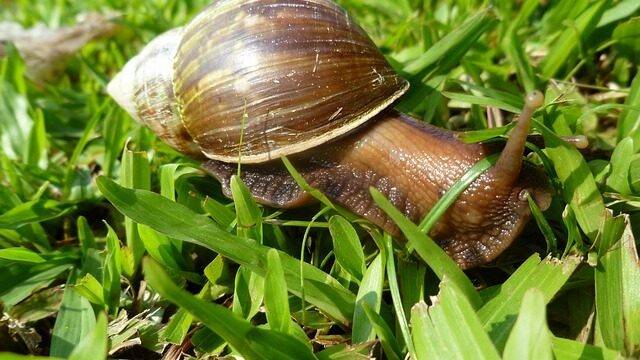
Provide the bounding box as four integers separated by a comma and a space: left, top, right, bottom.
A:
540, 0, 611, 78
97, 176, 355, 325
0, 248, 45, 263
551, 337, 621, 360
384, 236, 416, 358
352, 253, 385, 344
230, 175, 262, 231
442, 92, 521, 113
595, 212, 640, 356
605, 137, 635, 195
50, 272, 96, 358
120, 148, 150, 270
74, 273, 105, 307
232, 266, 265, 320
203, 197, 236, 229
534, 118, 606, 241
403, 8, 495, 76
102, 224, 122, 315
370, 188, 482, 309
598, 0, 640, 28
329, 216, 365, 281
265, 249, 291, 334
618, 71, 640, 145
503, 289, 553, 360
24, 109, 48, 169
478, 254, 580, 351
526, 194, 558, 254
414, 280, 501, 360
143, 258, 317, 360
68, 312, 107, 360
0, 199, 73, 231
362, 303, 403, 360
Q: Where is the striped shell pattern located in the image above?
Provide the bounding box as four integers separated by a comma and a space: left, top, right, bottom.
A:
108, 0, 409, 163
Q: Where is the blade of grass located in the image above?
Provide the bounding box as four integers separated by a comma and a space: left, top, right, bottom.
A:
503, 289, 553, 360
411, 280, 501, 360
143, 258, 317, 360
362, 303, 403, 360
0, 199, 73, 230
329, 216, 365, 281
403, 8, 495, 76
97, 177, 355, 325
534, 117, 606, 241
605, 137, 635, 195
384, 236, 416, 358
352, 253, 385, 344
370, 188, 482, 309
50, 272, 96, 358
102, 224, 122, 315
264, 249, 290, 334
526, 194, 558, 254
551, 337, 621, 359
121, 148, 150, 270
540, 0, 611, 78
68, 312, 107, 360
477, 254, 580, 351
418, 154, 499, 233
594, 212, 640, 356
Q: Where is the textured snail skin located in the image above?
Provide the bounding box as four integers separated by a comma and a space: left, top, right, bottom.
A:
204, 109, 552, 269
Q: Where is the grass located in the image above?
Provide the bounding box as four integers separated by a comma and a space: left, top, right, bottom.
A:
1, 0, 640, 359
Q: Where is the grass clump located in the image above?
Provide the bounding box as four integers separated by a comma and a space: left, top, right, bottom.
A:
1, 0, 640, 359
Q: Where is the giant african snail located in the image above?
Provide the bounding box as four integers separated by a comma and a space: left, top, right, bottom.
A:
107, 0, 554, 269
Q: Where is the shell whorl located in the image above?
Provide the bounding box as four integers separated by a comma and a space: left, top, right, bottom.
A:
107, 27, 203, 158
175, 0, 408, 163
110, 0, 409, 163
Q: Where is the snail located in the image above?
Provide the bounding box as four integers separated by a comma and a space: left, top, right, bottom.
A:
107, 0, 555, 269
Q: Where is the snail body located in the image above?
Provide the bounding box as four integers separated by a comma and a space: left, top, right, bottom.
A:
108, 0, 552, 269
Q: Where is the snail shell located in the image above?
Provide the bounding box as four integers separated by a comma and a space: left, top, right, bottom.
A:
108, 27, 202, 158
108, 0, 409, 163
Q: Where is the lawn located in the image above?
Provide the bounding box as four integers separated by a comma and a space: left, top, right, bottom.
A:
0, 0, 639, 359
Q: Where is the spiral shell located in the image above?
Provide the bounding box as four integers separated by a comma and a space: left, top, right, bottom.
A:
109, 0, 409, 163
107, 28, 203, 158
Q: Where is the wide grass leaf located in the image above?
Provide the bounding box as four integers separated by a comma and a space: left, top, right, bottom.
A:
50, 273, 96, 358
232, 266, 265, 320
96, 177, 355, 325
595, 213, 640, 356
551, 337, 621, 360
264, 249, 290, 334
144, 258, 316, 360
0, 262, 71, 308
534, 118, 606, 240
0, 199, 73, 230
68, 312, 107, 360
351, 253, 385, 344
477, 254, 580, 351
329, 216, 365, 281
605, 137, 635, 195
120, 148, 150, 269
410, 280, 501, 360
102, 224, 122, 315
403, 8, 495, 76
0, 247, 45, 263
503, 289, 553, 360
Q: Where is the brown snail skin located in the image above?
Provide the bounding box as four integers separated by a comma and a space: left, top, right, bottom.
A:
108, 0, 553, 269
